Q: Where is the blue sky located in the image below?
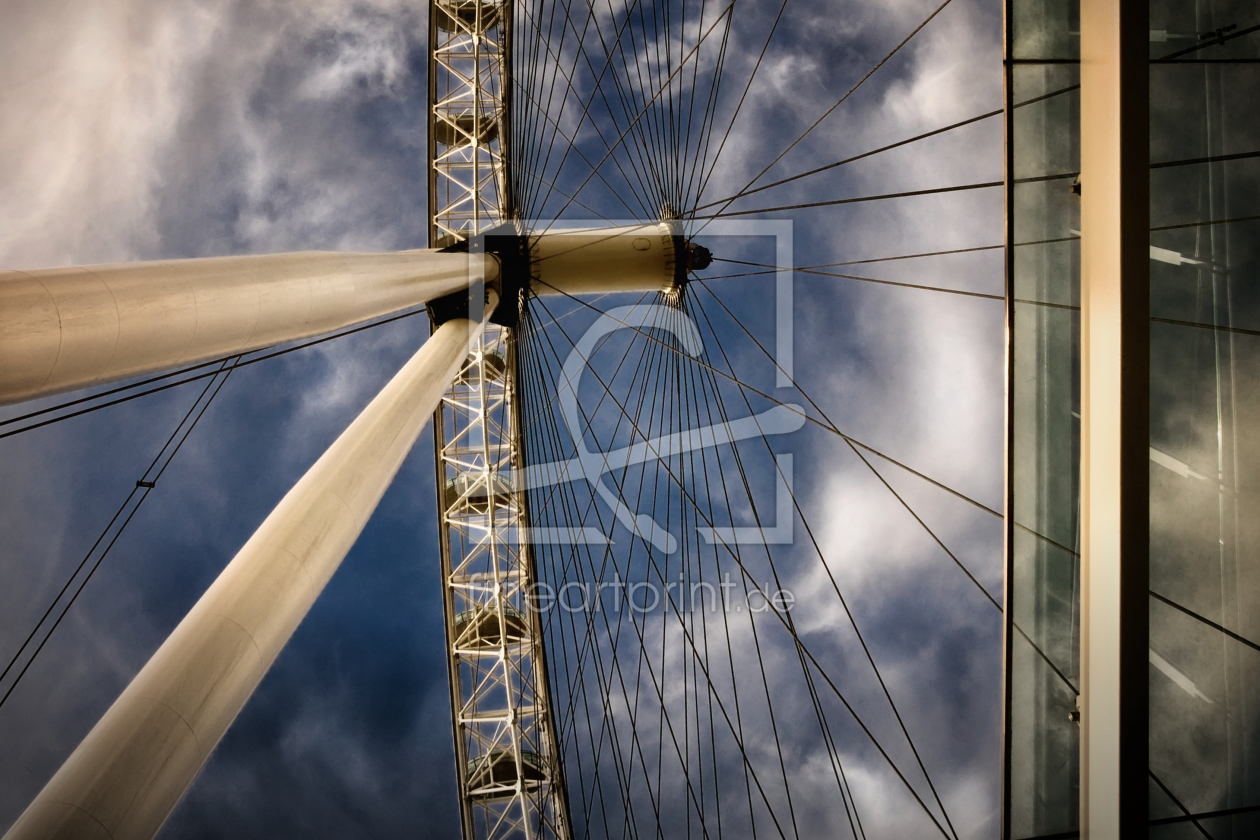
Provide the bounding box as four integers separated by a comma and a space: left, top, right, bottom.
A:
0, 0, 1005, 836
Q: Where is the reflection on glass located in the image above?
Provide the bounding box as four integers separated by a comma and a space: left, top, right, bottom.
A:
1007, 0, 1260, 835
1148, 0, 1260, 834
1005, 1, 1081, 837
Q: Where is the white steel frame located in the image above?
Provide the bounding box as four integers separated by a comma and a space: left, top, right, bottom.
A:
432, 334, 570, 840
429, 1, 570, 837
429, 0, 513, 247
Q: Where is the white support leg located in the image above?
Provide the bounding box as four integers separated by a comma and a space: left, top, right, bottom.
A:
0, 249, 496, 405
2, 297, 494, 840
1080, 0, 1149, 833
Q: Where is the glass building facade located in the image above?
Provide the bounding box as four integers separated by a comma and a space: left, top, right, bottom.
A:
1004, 0, 1081, 835
1004, 0, 1259, 835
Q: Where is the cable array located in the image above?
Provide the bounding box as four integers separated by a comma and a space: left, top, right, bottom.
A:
0, 358, 239, 712
512, 286, 986, 838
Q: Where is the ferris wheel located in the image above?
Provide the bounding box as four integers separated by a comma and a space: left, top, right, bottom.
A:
0, 0, 1007, 838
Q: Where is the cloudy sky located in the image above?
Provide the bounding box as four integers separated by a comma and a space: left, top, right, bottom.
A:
0, 0, 1004, 837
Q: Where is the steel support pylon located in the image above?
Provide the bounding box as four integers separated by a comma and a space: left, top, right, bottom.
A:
428, 0, 571, 837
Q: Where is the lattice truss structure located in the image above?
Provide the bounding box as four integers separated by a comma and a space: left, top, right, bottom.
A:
433, 331, 570, 840
428, 0, 512, 247
429, 1, 568, 835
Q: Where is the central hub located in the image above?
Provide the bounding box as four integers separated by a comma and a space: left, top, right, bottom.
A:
529, 223, 689, 296
432, 223, 712, 327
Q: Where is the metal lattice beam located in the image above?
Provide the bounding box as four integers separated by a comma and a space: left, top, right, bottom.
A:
429, 0, 513, 247
428, 1, 570, 837
432, 334, 570, 840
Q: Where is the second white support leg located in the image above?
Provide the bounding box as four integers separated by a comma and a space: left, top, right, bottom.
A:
2, 297, 495, 840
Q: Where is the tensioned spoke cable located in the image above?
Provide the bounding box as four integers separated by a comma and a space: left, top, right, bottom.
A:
535, 0, 738, 233
695, 279, 997, 601
694, 180, 1003, 219
576, 0, 676, 215
1150, 590, 1260, 654
694, 0, 956, 230
580, 303, 725, 840
676, 301, 864, 838
528, 299, 741, 837
675, 0, 713, 209
516, 0, 659, 219
697, 108, 1002, 210
647, 302, 760, 840
517, 314, 655, 836
513, 292, 657, 455
520, 0, 657, 219
523, 377, 642, 840
526, 282, 957, 836
670, 309, 765, 840
617, 0, 663, 207
515, 156, 630, 221
512, 0, 548, 206
791, 244, 1003, 266
666, 303, 803, 840
710, 244, 1004, 274
513, 76, 651, 219
0, 306, 430, 439
695, 279, 997, 581
695, 82, 1080, 212
670, 303, 726, 837
519, 327, 649, 837
523, 300, 684, 835
529, 0, 654, 218
642, 0, 671, 206
513, 0, 644, 216
652, 305, 685, 835
690, 0, 791, 208
667, 0, 686, 205
609, 0, 678, 210
696, 268, 994, 296
529, 295, 801, 837
519, 0, 585, 197
530, 293, 954, 839
681, 0, 734, 208
622, 0, 676, 209
694, 279, 1081, 695
536, 276, 1003, 518
0, 356, 238, 711
707, 257, 1004, 300
847, 437, 1000, 610
687, 294, 960, 840
527, 0, 592, 179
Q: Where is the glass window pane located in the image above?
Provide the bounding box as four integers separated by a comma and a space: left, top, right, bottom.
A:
1005, 27, 1081, 840
1149, 7, 1260, 832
